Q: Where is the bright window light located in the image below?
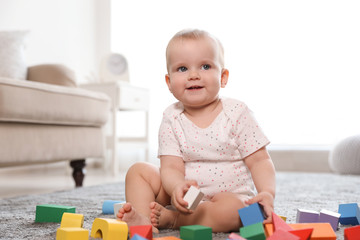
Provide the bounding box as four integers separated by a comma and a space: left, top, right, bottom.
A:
111, 0, 360, 150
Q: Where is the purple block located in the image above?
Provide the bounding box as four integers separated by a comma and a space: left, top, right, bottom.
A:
319, 209, 341, 231
296, 209, 319, 223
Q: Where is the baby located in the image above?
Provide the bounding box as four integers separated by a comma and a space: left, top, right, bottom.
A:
117, 29, 276, 233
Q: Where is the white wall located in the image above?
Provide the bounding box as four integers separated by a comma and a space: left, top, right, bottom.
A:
0, 0, 110, 83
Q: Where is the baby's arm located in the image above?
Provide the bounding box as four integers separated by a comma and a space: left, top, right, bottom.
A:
243, 147, 276, 223
160, 155, 198, 213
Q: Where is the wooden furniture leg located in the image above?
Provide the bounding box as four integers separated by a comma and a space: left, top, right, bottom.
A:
70, 159, 86, 187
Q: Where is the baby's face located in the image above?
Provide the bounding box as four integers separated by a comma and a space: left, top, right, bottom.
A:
165, 36, 227, 109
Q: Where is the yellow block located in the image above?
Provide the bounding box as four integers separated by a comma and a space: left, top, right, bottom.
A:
91, 218, 128, 240
56, 227, 89, 240
60, 212, 84, 228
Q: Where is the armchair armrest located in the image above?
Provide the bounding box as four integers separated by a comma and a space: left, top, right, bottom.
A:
27, 64, 77, 87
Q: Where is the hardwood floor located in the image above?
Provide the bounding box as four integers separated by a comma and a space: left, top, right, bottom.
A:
0, 161, 127, 199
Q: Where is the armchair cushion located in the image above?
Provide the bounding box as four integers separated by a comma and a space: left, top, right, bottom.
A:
27, 64, 77, 87
0, 31, 28, 80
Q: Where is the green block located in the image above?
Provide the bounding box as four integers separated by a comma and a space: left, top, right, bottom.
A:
240, 222, 266, 240
35, 204, 76, 223
180, 225, 212, 240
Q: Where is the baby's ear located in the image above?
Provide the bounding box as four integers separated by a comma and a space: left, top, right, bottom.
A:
220, 69, 229, 88
165, 74, 172, 91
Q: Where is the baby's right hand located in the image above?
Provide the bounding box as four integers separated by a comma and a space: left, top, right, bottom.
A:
171, 180, 198, 214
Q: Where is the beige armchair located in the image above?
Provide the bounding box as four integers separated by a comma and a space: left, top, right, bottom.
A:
0, 64, 110, 187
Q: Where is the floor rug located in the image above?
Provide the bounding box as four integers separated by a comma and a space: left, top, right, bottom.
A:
1, 172, 359, 239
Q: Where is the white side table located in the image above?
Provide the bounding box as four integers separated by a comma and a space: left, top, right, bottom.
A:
81, 81, 149, 175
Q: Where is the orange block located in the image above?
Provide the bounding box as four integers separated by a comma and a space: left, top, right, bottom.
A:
264, 223, 274, 237
129, 225, 152, 240
289, 223, 336, 240
153, 237, 181, 240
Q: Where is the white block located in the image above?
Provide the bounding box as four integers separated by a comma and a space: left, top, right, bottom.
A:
183, 186, 204, 211
113, 201, 126, 219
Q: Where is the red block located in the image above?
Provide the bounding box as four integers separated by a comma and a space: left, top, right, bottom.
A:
289, 228, 313, 240
267, 229, 300, 240
272, 212, 293, 232
129, 225, 152, 240
344, 225, 360, 240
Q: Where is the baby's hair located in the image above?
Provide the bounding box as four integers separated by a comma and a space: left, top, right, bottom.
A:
166, 29, 225, 71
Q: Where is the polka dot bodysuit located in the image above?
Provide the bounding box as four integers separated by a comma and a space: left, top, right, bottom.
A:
158, 98, 270, 201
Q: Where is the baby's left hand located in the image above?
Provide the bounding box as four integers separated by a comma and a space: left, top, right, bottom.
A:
245, 191, 274, 224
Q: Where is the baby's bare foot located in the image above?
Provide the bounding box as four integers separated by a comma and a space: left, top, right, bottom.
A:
117, 203, 159, 233
150, 202, 179, 229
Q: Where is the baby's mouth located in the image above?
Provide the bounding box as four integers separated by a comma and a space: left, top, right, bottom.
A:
187, 86, 203, 90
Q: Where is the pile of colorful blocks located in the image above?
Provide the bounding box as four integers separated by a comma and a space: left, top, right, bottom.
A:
35, 201, 360, 240
234, 202, 360, 240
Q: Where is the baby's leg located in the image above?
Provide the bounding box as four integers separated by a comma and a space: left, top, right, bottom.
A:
117, 162, 170, 230
152, 192, 247, 232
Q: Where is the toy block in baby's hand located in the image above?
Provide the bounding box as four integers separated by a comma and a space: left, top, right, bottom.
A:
183, 186, 204, 211
238, 203, 265, 226
338, 203, 360, 225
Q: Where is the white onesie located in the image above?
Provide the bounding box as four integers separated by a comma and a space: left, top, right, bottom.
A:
158, 98, 270, 200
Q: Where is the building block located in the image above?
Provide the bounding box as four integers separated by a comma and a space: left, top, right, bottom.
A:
238, 203, 265, 226
102, 200, 124, 214
344, 225, 360, 240
56, 227, 89, 240
264, 223, 274, 237
129, 225, 152, 240
280, 216, 287, 222
180, 225, 212, 240
183, 186, 204, 210
90, 218, 128, 240
114, 202, 126, 219
228, 232, 247, 239
338, 203, 360, 225
319, 209, 340, 231
296, 209, 319, 223
267, 229, 300, 240
35, 204, 76, 223
289, 223, 336, 240
272, 212, 293, 232
289, 228, 313, 240
152, 237, 181, 240
130, 234, 148, 240
60, 212, 84, 228
240, 222, 266, 240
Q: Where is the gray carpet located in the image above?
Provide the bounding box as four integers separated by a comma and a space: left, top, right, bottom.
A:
1, 172, 359, 240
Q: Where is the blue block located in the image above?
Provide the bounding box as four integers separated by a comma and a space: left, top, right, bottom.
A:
102, 200, 124, 214
338, 203, 360, 225
130, 234, 147, 240
238, 203, 265, 227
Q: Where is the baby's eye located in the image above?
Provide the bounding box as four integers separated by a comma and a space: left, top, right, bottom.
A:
202, 64, 211, 70
177, 66, 187, 72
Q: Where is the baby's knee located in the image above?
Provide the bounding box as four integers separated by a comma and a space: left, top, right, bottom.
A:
210, 193, 246, 231
126, 162, 159, 180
